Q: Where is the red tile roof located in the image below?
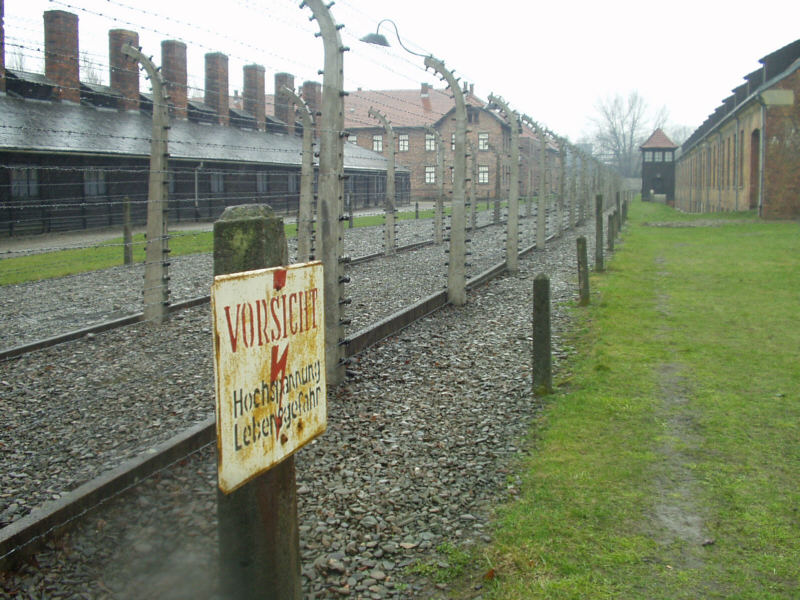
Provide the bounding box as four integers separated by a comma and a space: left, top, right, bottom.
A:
640, 128, 678, 149
342, 86, 491, 130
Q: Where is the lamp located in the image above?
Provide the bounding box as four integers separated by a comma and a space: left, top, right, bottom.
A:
360, 19, 428, 57
360, 19, 467, 306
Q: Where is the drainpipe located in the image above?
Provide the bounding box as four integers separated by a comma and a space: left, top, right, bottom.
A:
734, 116, 740, 210
756, 95, 766, 217
717, 131, 723, 211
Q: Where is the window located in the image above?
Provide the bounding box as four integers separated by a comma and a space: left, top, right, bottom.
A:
478, 133, 489, 151
11, 167, 38, 198
168, 171, 175, 194
664, 152, 673, 163
372, 134, 383, 152
425, 133, 436, 152
654, 151, 663, 162
398, 134, 409, 152
210, 172, 224, 194
349, 135, 358, 145
478, 165, 489, 184
424, 166, 436, 184
84, 169, 106, 197
256, 171, 268, 194
644, 151, 653, 162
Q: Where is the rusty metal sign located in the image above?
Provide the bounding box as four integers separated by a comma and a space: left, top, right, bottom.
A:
211, 262, 326, 494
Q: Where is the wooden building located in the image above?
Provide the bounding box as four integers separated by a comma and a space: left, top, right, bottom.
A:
0, 9, 404, 236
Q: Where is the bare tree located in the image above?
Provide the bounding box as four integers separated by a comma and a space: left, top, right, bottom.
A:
590, 91, 649, 178
80, 51, 104, 85
8, 46, 26, 72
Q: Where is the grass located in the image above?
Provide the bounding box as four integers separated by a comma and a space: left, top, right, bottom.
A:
0, 197, 518, 285
456, 201, 800, 598
407, 542, 475, 584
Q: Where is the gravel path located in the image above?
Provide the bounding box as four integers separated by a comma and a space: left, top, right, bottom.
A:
0, 210, 507, 349
1, 208, 599, 598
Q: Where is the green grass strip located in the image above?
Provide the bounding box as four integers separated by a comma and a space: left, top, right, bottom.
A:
471, 202, 800, 599
0, 198, 521, 286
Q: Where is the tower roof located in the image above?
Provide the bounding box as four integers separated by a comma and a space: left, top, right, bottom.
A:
640, 128, 678, 150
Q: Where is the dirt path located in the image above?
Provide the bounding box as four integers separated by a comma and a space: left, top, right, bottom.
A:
649, 256, 713, 575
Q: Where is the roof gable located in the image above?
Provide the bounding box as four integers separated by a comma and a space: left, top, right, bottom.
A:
640, 128, 678, 150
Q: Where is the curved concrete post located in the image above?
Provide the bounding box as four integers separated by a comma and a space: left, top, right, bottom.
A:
425, 126, 445, 245
467, 139, 478, 232
425, 55, 466, 306
282, 86, 315, 263
488, 94, 519, 274
121, 43, 170, 324
368, 107, 396, 255
303, 0, 347, 385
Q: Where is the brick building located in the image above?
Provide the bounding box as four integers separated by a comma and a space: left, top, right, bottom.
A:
0, 8, 400, 235
675, 39, 800, 219
340, 83, 552, 203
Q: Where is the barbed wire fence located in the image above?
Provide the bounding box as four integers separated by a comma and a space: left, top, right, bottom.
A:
0, 2, 626, 582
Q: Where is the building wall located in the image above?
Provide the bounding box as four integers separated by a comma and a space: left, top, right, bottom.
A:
350, 107, 513, 203
676, 69, 799, 218
676, 103, 761, 213
763, 68, 800, 219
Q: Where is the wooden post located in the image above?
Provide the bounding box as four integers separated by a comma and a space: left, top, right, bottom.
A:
577, 236, 590, 306
532, 273, 552, 395
607, 212, 615, 252
123, 196, 133, 266
595, 194, 604, 272
213, 204, 300, 600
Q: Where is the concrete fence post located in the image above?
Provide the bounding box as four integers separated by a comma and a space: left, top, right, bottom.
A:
425, 55, 467, 306
368, 107, 396, 256
212, 204, 299, 600
123, 196, 133, 266
306, 0, 346, 384
595, 194, 604, 272
537, 132, 547, 250
282, 86, 315, 262
489, 94, 520, 274
122, 44, 170, 324
426, 127, 444, 245
532, 273, 552, 396
577, 236, 590, 306
468, 140, 478, 232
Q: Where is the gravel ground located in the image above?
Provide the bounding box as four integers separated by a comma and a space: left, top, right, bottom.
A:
1, 206, 600, 598
0, 209, 508, 349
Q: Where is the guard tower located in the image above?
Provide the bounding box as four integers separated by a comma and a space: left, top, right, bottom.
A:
640, 128, 678, 203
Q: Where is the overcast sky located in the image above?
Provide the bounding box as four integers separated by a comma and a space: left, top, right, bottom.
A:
4, 0, 799, 142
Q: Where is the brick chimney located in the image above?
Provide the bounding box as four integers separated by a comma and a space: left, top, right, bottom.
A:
274, 72, 294, 135
44, 10, 80, 102
302, 80, 322, 138
205, 51, 229, 126
161, 40, 187, 119
1, 0, 6, 93
108, 29, 139, 111
420, 82, 430, 97
243, 64, 265, 131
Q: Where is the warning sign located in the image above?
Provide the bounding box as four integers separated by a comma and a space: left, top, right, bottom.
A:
211, 262, 326, 493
